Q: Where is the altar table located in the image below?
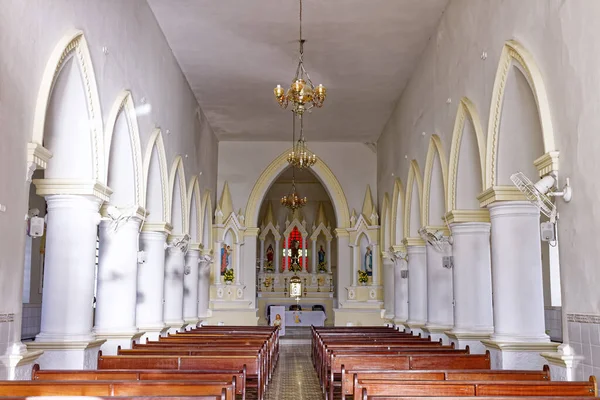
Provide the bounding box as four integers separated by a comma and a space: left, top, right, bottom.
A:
285, 310, 326, 327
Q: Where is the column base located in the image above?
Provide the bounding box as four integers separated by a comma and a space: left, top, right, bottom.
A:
138, 326, 169, 342
0, 349, 44, 380
540, 344, 585, 381
183, 318, 200, 330
26, 339, 105, 369
405, 321, 426, 337
422, 324, 453, 344
445, 331, 492, 354
393, 319, 408, 331
94, 331, 145, 355
481, 339, 560, 370
165, 322, 187, 334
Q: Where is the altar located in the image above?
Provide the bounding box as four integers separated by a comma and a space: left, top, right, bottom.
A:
285, 310, 326, 327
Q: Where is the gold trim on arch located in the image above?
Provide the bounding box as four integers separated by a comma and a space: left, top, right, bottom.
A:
403, 160, 423, 239
168, 155, 189, 234
380, 193, 391, 253
187, 175, 202, 244
142, 129, 170, 222
390, 178, 405, 247
422, 134, 448, 226
244, 148, 351, 228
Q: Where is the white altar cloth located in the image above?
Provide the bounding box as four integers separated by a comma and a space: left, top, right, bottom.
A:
285, 310, 326, 327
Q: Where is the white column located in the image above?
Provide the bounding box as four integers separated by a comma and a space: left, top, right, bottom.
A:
326, 240, 332, 273
352, 244, 359, 286
234, 243, 242, 285
284, 238, 289, 272
197, 255, 212, 319
183, 249, 200, 326
214, 241, 222, 284
393, 256, 409, 326
259, 239, 265, 273
382, 256, 395, 320
163, 241, 186, 331
303, 238, 308, 272
449, 222, 493, 334
242, 231, 258, 308
335, 230, 351, 306
95, 216, 142, 352
36, 195, 101, 343
424, 242, 453, 342
406, 244, 427, 334
136, 230, 167, 339
488, 202, 548, 343
275, 239, 280, 274
312, 239, 317, 274
371, 243, 380, 286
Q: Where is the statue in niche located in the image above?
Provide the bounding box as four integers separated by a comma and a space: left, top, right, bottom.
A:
364, 246, 373, 276
318, 245, 327, 273
220, 243, 232, 275
290, 239, 301, 272
265, 244, 274, 272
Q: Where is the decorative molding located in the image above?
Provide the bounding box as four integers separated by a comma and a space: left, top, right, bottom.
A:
567, 313, 600, 324
485, 40, 556, 189
27, 339, 106, 351
244, 147, 351, 228
422, 135, 449, 226
481, 340, 560, 352
187, 175, 202, 243
390, 179, 405, 246
310, 222, 333, 242
447, 97, 486, 211
245, 227, 260, 237
168, 156, 188, 234
379, 193, 391, 253
143, 129, 170, 222
200, 189, 213, 251
403, 160, 423, 239
477, 185, 526, 208
141, 221, 173, 234
402, 237, 426, 247
534, 151, 560, 177
26, 143, 53, 182
32, 179, 113, 202
444, 209, 490, 224
334, 228, 350, 238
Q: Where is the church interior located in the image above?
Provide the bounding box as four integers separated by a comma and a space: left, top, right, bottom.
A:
2, 0, 600, 398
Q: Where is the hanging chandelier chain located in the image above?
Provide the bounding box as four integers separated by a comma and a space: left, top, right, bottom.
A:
299, 0, 303, 44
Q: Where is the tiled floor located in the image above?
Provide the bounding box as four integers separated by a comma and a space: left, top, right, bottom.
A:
264, 344, 324, 400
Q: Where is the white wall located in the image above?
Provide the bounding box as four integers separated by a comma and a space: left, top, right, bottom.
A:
218, 141, 377, 221
0, 0, 218, 360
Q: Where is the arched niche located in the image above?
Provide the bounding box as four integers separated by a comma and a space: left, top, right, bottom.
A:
358, 232, 371, 274
404, 161, 424, 239
143, 129, 169, 223
187, 176, 202, 244
391, 179, 405, 246
486, 40, 556, 188
447, 97, 486, 211
245, 148, 350, 229
422, 135, 448, 226
105, 90, 144, 207
201, 190, 213, 252
32, 30, 104, 182
380, 193, 391, 252
169, 156, 188, 235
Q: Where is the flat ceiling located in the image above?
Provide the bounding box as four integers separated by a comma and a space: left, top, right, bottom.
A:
148, 0, 448, 142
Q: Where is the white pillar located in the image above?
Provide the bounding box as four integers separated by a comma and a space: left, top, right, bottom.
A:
303, 238, 308, 272
259, 239, 265, 273
183, 248, 200, 327
447, 222, 493, 353
214, 241, 222, 284
371, 243, 380, 286
32, 194, 104, 369
242, 231, 258, 308
382, 256, 395, 320
136, 230, 167, 340
352, 245, 359, 286
488, 202, 548, 343
284, 238, 289, 272
163, 240, 186, 332
423, 242, 453, 343
234, 243, 242, 284
275, 239, 281, 274
312, 239, 317, 274
95, 215, 142, 353
406, 244, 427, 336
326, 240, 332, 273
393, 256, 409, 327
334, 230, 351, 307
197, 254, 212, 319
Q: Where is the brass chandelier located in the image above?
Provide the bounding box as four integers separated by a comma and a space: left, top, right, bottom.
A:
281, 167, 307, 211
287, 113, 317, 169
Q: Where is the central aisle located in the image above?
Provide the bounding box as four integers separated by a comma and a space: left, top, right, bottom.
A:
264, 344, 324, 400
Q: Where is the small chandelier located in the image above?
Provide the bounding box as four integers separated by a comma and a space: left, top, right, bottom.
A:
287, 113, 317, 169
273, 0, 326, 115
281, 168, 307, 211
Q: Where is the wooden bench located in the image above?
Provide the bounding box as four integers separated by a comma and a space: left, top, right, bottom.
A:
355, 376, 598, 398
32, 364, 247, 400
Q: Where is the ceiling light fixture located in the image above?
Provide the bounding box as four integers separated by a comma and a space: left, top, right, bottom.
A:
281, 167, 307, 211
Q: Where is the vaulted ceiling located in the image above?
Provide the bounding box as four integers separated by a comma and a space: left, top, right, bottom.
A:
148, 0, 448, 142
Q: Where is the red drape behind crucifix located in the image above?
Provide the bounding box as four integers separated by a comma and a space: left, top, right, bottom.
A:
285, 227, 307, 270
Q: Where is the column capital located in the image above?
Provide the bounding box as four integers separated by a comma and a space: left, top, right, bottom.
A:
33, 179, 113, 202
244, 227, 260, 237
402, 237, 425, 247
334, 228, 349, 238
142, 221, 173, 234
477, 186, 526, 208
449, 221, 491, 235
445, 209, 490, 224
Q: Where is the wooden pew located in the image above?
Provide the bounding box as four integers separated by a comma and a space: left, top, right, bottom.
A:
0, 380, 235, 399
355, 376, 598, 398
32, 364, 247, 400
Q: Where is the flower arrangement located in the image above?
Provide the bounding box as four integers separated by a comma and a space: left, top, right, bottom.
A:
223, 269, 234, 283
358, 270, 369, 284
318, 262, 328, 273
290, 262, 302, 273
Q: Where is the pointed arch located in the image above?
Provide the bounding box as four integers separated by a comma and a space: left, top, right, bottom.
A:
447, 97, 486, 211
32, 30, 104, 182
391, 178, 405, 246
245, 148, 350, 228
187, 175, 202, 244
142, 129, 170, 222
201, 189, 213, 251
486, 40, 556, 188
403, 160, 424, 239
169, 155, 188, 234
104, 90, 144, 206
422, 135, 448, 226
380, 193, 391, 252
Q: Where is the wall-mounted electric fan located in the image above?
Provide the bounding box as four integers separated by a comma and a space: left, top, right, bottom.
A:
105, 205, 140, 233
418, 226, 453, 253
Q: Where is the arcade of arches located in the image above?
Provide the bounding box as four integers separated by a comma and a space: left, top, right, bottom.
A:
1, 0, 600, 384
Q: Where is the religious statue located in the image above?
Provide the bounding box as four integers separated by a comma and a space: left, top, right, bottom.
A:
364, 246, 373, 276
265, 244, 274, 272
318, 245, 327, 272
220, 243, 232, 275
290, 239, 301, 272
272, 314, 282, 330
